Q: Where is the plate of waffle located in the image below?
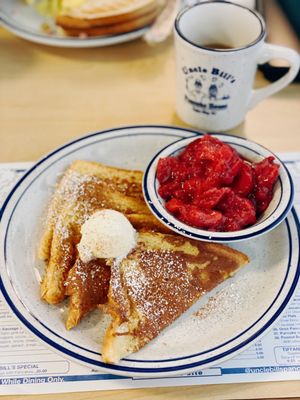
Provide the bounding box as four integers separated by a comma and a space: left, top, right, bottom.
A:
0, 0, 165, 47
0, 125, 300, 377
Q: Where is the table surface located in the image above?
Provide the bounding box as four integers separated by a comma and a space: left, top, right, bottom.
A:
1, 13, 300, 400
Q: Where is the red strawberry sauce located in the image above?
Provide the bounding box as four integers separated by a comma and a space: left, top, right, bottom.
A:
156, 135, 279, 232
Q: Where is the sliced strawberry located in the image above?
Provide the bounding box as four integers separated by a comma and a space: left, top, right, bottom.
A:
158, 181, 180, 200
179, 140, 199, 163
192, 187, 231, 209
254, 156, 279, 190
165, 198, 184, 215
216, 146, 243, 185
200, 163, 222, 191
218, 191, 256, 230
178, 205, 223, 230
232, 161, 255, 197
222, 217, 241, 232
180, 135, 222, 163
182, 177, 204, 198
156, 157, 178, 184
253, 156, 280, 213
173, 188, 191, 203
254, 186, 274, 214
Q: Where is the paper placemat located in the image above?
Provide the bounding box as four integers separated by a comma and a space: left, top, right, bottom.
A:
0, 155, 300, 395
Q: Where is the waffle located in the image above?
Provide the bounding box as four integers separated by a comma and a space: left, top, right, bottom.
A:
102, 231, 249, 364
56, 0, 165, 37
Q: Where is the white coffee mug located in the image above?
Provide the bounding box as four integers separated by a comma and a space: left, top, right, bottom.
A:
174, 1, 300, 131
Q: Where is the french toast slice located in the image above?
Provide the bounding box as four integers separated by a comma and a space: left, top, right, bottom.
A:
65, 257, 111, 330
39, 160, 145, 261
58, 9, 159, 37
56, 0, 164, 37
102, 231, 249, 364
64, 220, 172, 330
39, 160, 170, 305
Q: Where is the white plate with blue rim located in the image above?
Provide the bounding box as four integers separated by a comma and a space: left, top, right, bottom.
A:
0, 125, 299, 377
0, 0, 148, 48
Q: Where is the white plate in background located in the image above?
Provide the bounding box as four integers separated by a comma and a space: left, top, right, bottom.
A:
0, 0, 148, 47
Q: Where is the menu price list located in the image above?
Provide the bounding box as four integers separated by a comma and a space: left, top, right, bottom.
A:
0, 157, 300, 394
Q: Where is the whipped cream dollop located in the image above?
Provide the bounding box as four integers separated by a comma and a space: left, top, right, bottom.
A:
77, 209, 137, 263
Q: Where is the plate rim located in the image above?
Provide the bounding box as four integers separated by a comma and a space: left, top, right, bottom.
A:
0, 125, 299, 377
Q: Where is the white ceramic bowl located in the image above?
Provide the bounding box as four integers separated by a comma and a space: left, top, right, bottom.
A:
143, 133, 294, 242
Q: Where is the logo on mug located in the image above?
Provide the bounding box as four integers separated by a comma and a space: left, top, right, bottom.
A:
183, 66, 235, 115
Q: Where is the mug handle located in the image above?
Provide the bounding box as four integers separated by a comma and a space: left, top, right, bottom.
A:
248, 43, 300, 109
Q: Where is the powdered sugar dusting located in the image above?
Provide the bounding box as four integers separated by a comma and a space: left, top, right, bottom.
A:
194, 282, 242, 320
42, 164, 147, 301
114, 248, 202, 337
47, 167, 144, 233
